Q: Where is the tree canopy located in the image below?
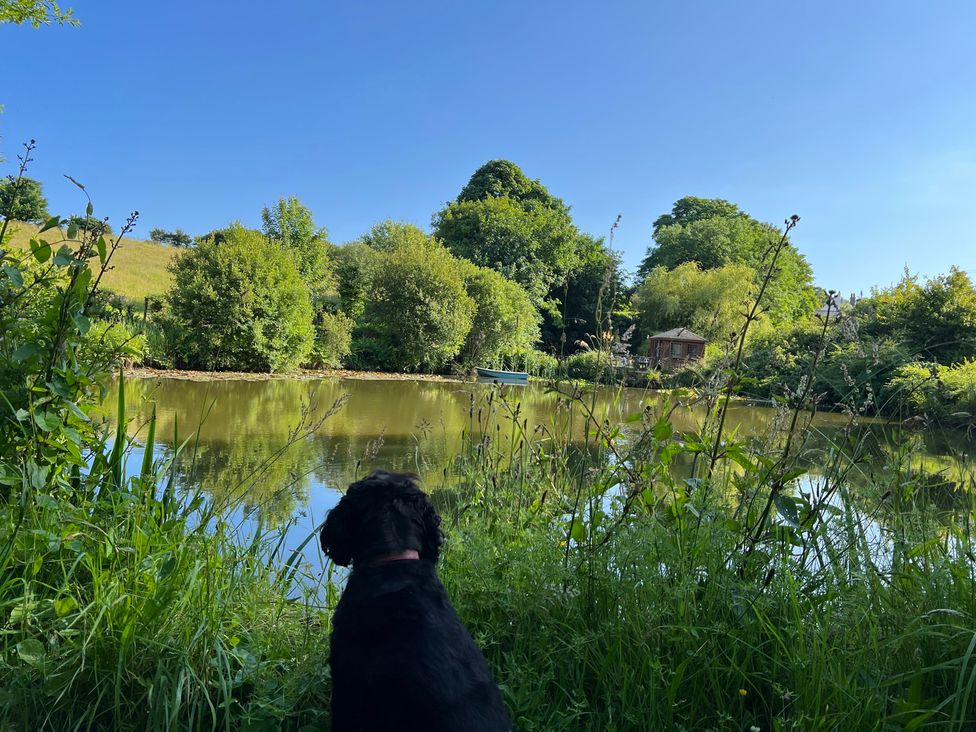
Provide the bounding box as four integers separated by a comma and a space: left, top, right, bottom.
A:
638, 196, 817, 324
149, 227, 193, 248
167, 224, 314, 372
434, 160, 581, 306
261, 196, 334, 294
0, 176, 48, 222
633, 261, 755, 342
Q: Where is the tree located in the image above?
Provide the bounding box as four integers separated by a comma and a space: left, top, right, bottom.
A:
65, 214, 112, 237
638, 197, 817, 324
333, 241, 383, 319
166, 224, 314, 372
543, 234, 625, 353
866, 267, 976, 365
0, 0, 77, 26
434, 161, 581, 306
457, 261, 540, 366
359, 236, 474, 372
652, 195, 743, 234
149, 227, 193, 247
632, 261, 756, 342
359, 219, 433, 253
0, 176, 48, 222
261, 196, 334, 294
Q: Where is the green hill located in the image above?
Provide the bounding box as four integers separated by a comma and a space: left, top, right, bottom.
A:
4, 221, 177, 303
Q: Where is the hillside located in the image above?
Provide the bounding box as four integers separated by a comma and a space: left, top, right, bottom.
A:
4, 221, 177, 303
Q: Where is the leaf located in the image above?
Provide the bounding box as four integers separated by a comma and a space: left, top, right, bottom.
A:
653, 417, 673, 441
35, 494, 58, 510
96, 236, 107, 265
567, 519, 585, 542
16, 639, 45, 667
12, 343, 40, 363
3, 265, 24, 289
38, 216, 61, 233
31, 239, 51, 263
53, 245, 73, 267
72, 313, 91, 335
86, 200, 93, 215
33, 411, 58, 432
53, 597, 78, 618
773, 493, 800, 528
64, 400, 89, 422
15, 408, 29, 421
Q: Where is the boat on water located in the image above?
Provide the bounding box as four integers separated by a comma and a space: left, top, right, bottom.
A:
475, 367, 529, 383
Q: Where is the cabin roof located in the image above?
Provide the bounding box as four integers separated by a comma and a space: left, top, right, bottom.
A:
648, 327, 707, 342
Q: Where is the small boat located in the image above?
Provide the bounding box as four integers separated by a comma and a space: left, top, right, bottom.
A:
475, 367, 529, 383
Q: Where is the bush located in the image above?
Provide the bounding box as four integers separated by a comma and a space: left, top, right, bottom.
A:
563, 349, 612, 382
80, 319, 145, 368
0, 175, 49, 222
308, 310, 354, 368
886, 360, 976, 427
359, 235, 474, 372
65, 214, 113, 237
166, 224, 314, 372
458, 261, 540, 367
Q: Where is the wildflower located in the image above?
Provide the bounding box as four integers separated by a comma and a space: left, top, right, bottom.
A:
739, 688, 748, 697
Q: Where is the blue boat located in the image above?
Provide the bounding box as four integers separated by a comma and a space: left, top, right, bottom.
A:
476, 367, 529, 383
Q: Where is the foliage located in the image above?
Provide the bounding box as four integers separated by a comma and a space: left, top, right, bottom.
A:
0, 176, 48, 222
332, 241, 382, 319
166, 224, 314, 372
562, 349, 612, 382
0, 0, 77, 26
309, 310, 354, 369
148, 227, 193, 248
65, 213, 113, 237
358, 218, 433, 253
458, 260, 540, 367
79, 318, 145, 368
887, 360, 976, 427
434, 161, 582, 306
633, 261, 755, 342
651, 194, 744, 234
358, 236, 474, 372
865, 267, 976, 365
638, 198, 817, 324
543, 233, 625, 354
261, 196, 335, 295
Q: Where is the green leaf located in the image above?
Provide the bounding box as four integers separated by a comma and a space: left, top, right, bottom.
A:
86, 200, 93, 215
568, 519, 586, 542
12, 343, 40, 363
15, 408, 29, 421
53, 245, 73, 267
38, 216, 61, 233
33, 411, 58, 432
31, 239, 51, 263
773, 493, 801, 528
53, 597, 78, 618
64, 400, 89, 421
35, 494, 58, 510
96, 236, 107, 265
16, 639, 45, 667
3, 265, 24, 288
653, 417, 673, 441
72, 313, 91, 335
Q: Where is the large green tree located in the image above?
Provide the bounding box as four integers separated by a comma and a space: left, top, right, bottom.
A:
638, 196, 817, 324
261, 196, 334, 294
434, 160, 581, 306
457, 260, 540, 366
0, 176, 48, 222
357, 228, 475, 372
633, 261, 755, 342
167, 224, 314, 372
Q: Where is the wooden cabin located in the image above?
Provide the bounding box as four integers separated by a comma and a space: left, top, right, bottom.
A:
646, 328, 707, 370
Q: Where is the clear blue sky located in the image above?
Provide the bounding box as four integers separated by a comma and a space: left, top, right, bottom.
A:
2, 1, 974, 295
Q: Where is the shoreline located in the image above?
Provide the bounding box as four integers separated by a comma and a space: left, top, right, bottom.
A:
124, 366, 467, 384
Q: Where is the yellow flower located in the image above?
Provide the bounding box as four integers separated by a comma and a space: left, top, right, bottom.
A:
738, 688, 748, 697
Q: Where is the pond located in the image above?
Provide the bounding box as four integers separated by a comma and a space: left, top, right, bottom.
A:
107, 375, 972, 574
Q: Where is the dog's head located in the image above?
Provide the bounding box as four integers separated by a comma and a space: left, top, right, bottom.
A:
320, 471, 443, 567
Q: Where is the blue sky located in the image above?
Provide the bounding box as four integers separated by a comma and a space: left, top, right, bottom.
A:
1, 0, 974, 295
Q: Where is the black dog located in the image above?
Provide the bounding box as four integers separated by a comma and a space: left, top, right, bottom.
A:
320, 471, 511, 731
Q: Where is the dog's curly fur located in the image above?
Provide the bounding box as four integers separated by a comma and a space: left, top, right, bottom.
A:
321, 471, 511, 732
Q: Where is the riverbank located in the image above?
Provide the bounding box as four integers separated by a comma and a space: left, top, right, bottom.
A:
125, 366, 467, 383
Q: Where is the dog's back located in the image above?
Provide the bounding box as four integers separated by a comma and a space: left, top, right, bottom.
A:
322, 472, 511, 731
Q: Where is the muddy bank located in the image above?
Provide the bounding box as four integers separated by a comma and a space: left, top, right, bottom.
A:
125, 367, 466, 384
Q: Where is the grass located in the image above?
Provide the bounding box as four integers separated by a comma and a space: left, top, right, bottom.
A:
4, 221, 177, 303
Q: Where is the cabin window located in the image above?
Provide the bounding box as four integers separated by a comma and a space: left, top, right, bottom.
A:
687, 344, 698, 357
670, 342, 682, 358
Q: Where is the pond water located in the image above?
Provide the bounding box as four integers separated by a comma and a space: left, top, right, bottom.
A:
106, 376, 972, 575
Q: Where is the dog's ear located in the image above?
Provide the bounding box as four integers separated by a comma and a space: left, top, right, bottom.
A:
418, 495, 443, 562
320, 494, 359, 567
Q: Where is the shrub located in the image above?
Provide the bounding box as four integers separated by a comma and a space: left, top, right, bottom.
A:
359, 236, 474, 372
886, 360, 976, 427
458, 261, 540, 367
80, 319, 145, 368
65, 214, 113, 237
166, 224, 314, 372
0, 175, 48, 222
308, 310, 354, 369
563, 349, 612, 382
